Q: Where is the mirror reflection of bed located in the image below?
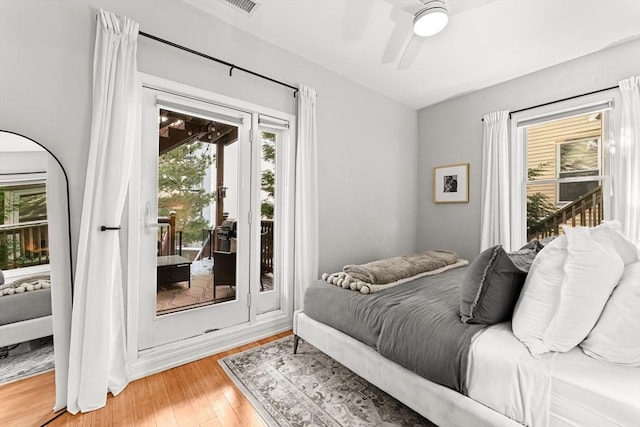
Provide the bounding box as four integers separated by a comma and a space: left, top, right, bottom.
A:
0, 131, 73, 390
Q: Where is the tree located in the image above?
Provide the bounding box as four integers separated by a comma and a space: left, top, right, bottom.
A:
0, 187, 8, 269
158, 142, 215, 245
527, 162, 556, 236
261, 133, 276, 219
0, 185, 48, 269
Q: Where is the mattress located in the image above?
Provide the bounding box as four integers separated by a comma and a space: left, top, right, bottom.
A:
0, 288, 52, 325
467, 322, 640, 427
303, 278, 399, 347
549, 345, 640, 427
304, 266, 469, 347
305, 266, 486, 392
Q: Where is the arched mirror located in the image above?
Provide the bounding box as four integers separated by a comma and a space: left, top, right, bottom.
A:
0, 130, 72, 408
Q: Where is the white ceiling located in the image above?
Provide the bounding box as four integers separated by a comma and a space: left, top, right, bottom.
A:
184, 0, 640, 109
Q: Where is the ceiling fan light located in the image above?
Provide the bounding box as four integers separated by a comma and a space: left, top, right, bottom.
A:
413, 6, 448, 37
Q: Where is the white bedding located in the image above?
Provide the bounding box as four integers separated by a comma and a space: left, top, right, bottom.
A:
467, 322, 640, 427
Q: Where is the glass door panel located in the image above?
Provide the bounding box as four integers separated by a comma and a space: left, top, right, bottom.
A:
138, 88, 250, 349
259, 131, 275, 295
155, 108, 241, 315
256, 128, 294, 315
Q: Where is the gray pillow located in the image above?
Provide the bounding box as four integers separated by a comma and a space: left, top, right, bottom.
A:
0, 268, 4, 287
518, 239, 545, 252
460, 245, 534, 325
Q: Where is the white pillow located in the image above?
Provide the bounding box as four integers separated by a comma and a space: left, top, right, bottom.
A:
512, 226, 624, 355
511, 234, 568, 354
590, 221, 639, 265
580, 261, 640, 366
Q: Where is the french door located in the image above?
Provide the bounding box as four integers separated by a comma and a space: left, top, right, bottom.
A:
137, 88, 252, 349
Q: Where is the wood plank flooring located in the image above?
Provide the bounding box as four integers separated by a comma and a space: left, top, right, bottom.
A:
0, 331, 292, 427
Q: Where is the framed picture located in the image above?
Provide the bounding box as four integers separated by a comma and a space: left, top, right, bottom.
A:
433, 163, 469, 203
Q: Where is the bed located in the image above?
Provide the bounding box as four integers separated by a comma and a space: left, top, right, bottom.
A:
0, 274, 53, 348
293, 241, 640, 427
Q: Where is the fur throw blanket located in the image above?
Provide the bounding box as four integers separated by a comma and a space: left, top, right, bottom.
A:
322, 249, 467, 294
0, 274, 51, 296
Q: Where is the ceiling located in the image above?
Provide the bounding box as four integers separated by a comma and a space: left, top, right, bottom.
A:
183, 0, 640, 109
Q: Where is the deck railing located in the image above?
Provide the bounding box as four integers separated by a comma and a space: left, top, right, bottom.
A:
527, 186, 603, 241
157, 211, 177, 256
260, 220, 274, 275
0, 220, 49, 270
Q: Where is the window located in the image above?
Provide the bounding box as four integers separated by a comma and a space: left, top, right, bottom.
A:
512, 96, 616, 247
0, 182, 49, 270
557, 138, 601, 204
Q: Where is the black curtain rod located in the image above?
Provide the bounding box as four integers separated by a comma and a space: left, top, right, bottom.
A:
481, 84, 619, 122
139, 31, 299, 97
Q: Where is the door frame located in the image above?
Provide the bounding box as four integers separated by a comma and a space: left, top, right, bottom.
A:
126, 73, 295, 379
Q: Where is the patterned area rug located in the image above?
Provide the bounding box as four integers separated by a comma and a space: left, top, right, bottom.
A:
0, 336, 54, 385
219, 336, 437, 426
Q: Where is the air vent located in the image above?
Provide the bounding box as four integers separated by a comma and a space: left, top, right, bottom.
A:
224, 0, 260, 15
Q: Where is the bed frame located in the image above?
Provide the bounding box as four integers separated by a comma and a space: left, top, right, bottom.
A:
0, 315, 52, 348
294, 311, 522, 427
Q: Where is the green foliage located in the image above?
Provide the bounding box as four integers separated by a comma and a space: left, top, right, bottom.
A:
0, 188, 7, 269
0, 186, 48, 270
526, 162, 556, 236
261, 133, 276, 219
527, 193, 556, 233
527, 161, 551, 180
158, 142, 215, 245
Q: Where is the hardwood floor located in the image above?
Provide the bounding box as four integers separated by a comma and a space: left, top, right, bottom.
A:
0, 331, 292, 427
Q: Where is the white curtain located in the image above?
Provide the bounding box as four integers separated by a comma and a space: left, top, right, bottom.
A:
294, 85, 319, 310
615, 76, 640, 246
480, 111, 511, 251
66, 10, 139, 413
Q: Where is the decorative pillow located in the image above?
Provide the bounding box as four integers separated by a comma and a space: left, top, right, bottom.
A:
512, 227, 624, 355
460, 245, 532, 325
580, 261, 640, 366
590, 221, 639, 265
518, 240, 545, 252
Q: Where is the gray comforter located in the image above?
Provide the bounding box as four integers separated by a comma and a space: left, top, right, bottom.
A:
304, 266, 485, 393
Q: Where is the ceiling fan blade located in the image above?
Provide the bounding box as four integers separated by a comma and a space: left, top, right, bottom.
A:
382, 8, 412, 63
342, 0, 373, 41
385, 0, 426, 16
448, 0, 495, 16
397, 34, 426, 70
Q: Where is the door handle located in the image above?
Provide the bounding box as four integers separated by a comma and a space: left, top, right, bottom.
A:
144, 201, 163, 235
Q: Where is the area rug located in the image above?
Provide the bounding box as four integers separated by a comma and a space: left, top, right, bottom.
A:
219, 336, 436, 426
0, 336, 54, 385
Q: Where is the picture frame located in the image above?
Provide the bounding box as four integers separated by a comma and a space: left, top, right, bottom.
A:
433, 163, 469, 203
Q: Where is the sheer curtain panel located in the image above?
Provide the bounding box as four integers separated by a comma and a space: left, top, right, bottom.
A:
615, 76, 640, 245
66, 10, 139, 413
480, 111, 511, 251
294, 85, 319, 309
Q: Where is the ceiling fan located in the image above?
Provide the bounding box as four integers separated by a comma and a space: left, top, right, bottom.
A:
384, 0, 491, 69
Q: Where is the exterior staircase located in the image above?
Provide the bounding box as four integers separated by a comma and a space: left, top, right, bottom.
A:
528, 186, 603, 241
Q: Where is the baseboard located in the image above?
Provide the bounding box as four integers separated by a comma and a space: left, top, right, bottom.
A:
130, 313, 292, 380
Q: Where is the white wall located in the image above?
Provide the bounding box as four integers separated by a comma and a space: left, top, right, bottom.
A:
417, 37, 640, 261
0, 0, 418, 276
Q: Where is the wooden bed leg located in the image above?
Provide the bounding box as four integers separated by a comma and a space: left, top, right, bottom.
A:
293, 334, 300, 354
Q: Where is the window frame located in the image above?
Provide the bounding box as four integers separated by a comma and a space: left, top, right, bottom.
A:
555, 137, 602, 205
1, 181, 47, 225
510, 92, 619, 249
